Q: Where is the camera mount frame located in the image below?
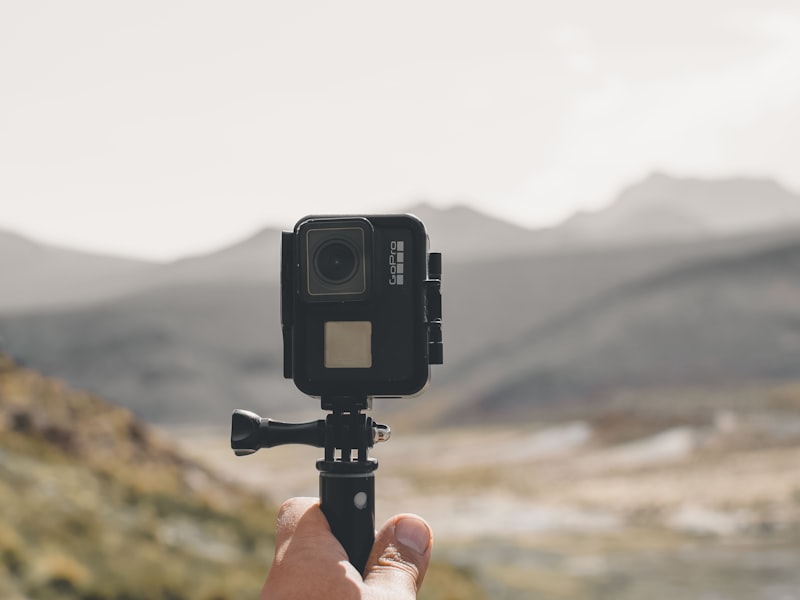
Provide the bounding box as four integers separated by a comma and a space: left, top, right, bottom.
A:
230, 395, 390, 573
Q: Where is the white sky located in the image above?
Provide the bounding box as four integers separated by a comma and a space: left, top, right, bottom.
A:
2, 1, 799, 261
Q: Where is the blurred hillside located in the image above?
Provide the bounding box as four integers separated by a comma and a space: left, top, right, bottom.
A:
0, 229, 157, 313
1, 173, 800, 428
0, 354, 486, 600
0, 352, 276, 600
439, 237, 800, 424
0, 227, 284, 314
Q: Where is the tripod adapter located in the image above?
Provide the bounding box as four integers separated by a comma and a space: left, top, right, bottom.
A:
230, 396, 390, 574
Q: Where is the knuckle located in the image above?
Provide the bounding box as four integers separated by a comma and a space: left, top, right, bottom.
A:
376, 544, 421, 588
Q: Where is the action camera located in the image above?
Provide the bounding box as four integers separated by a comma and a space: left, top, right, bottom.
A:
233, 213, 442, 573
281, 214, 443, 399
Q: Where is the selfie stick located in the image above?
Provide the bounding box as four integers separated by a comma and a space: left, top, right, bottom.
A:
230, 395, 390, 574
232, 239, 441, 574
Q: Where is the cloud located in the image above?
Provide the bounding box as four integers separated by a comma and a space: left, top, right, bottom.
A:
551, 24, 596, 75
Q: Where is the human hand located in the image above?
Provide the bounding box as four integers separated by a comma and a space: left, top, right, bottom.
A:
260, 497, 433, 599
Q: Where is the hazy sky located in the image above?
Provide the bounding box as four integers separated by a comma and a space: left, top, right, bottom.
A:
2, 1, 799, 260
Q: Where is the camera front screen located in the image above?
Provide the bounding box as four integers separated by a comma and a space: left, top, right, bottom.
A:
324, 321, 372, 368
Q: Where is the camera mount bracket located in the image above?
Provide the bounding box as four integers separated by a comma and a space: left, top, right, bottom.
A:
230, 396, 390, 574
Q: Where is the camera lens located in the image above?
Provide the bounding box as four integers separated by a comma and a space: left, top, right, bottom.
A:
314, 239, 359, 284
303, 224, 368, 298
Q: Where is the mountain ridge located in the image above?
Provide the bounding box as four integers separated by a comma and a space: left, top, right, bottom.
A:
2, 172, 800, 428
562, 172, 800, 242
439, 235, 800, 423
4, 221, 800, 427
3, 172, 800, 313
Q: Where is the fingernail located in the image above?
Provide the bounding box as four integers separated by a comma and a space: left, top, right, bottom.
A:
395, 516, 431, 554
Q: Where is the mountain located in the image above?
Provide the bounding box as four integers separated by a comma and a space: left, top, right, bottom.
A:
0, 227, 284, 314
1, 222, 796, 427
4, 174, 799, 314
438, 236, 800, 423
162, 226, 283, 285
0, 230, 158, 313
406, 202, 558, 259
0, 280, 295, 425
438, 228, 800, 366
0, 205, 545, 314
561, 173, 800, 243
3, 173, 800, 428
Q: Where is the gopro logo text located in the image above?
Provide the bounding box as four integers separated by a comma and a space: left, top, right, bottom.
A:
389, 241, 404, 286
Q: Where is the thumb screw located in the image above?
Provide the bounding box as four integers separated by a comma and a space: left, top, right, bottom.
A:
372, 424, 391, 444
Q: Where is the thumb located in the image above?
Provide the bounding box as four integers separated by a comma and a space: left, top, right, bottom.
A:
363, 514, 433, 598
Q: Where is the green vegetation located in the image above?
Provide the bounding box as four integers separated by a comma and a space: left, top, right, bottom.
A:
0, 354, 486, 599
0, 354, 277, 599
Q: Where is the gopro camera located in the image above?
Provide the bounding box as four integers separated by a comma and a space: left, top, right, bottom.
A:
281, 214, 443, 400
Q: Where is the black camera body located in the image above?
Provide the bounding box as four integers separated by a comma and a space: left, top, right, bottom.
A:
281, 214, 442, 400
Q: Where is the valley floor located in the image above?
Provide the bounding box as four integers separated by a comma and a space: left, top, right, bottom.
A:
168, 393, 800, 600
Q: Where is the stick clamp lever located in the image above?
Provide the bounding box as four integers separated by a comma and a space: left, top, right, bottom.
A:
230, 408, 391, 457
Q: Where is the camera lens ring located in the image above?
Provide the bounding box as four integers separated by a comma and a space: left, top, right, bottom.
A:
313, 238, 360, 285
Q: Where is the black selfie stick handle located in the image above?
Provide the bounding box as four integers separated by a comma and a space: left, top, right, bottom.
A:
318, 461, 377, 575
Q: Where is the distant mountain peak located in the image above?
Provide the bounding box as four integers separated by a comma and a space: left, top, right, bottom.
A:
563, 172, 800, 243
0, 228, 43, 246
403, 201, 530, 230
621, 171, 796, 202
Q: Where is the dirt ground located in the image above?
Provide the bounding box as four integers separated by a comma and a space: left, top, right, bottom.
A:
167, 406, 800, 599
